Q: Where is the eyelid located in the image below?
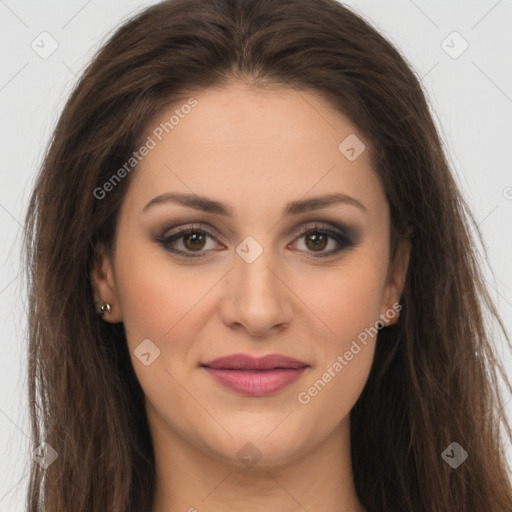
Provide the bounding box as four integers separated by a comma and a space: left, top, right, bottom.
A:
159, 222, 220, 241
159, 220, 351, 241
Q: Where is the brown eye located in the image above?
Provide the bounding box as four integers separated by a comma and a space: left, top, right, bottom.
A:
182, 231, 207, 251
158, 222, 355, 259
157, 225, 222, 257
304, 231, 328, 252
290, 224, 355, 258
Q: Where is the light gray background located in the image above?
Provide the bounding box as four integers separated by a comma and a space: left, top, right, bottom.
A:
1, 1, 511, 510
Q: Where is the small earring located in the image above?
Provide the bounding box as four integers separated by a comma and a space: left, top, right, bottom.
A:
98, 303, 112, 317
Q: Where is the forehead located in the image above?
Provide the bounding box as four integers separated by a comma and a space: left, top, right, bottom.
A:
123, 82, 387, 221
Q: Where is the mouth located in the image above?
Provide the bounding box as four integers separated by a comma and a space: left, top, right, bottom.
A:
200, 353, 309, 396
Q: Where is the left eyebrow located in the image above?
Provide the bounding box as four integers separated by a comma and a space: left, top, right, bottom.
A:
142, 192, 367, 216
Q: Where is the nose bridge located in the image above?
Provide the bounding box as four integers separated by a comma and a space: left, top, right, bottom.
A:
222, 234, 292, 334
236, 237, 282, 305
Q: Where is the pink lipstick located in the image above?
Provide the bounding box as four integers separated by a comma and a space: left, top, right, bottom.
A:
201, 353, 309, 397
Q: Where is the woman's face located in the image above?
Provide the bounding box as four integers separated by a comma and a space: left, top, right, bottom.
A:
93, 82, 409, 468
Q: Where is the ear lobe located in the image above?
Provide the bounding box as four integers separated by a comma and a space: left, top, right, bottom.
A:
380, 237, 411, 327
90, 245, 123, 323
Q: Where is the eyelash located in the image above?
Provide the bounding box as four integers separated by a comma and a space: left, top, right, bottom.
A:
157, 222, 355, 259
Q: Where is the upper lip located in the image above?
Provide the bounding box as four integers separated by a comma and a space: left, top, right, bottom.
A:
201, 353, 309, 370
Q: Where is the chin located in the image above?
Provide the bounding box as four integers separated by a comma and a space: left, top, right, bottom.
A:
203, 426, 310, 470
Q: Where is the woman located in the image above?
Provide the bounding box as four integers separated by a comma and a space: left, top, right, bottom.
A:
23, 0, 512, 510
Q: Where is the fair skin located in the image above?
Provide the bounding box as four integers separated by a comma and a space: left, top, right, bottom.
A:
92, 81, 410, 512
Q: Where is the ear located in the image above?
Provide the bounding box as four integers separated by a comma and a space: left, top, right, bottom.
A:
90, 245, 123, 323
379, 237, 411, 327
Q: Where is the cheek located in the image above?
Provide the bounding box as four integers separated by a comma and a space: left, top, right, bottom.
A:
296, 256, 385, 342
113, 244, 207, 416
113, 242, 225, 405
114, 240, 211, 346
292, 257, 384, 414
296, 342, 375, 435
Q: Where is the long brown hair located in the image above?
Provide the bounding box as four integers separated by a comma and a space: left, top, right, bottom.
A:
23, 0, 512, 510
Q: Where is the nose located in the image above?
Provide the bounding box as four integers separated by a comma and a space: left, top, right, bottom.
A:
219, 248, 293, 337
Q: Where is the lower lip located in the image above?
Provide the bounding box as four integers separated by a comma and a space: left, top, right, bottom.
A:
202, 367, 308, 396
